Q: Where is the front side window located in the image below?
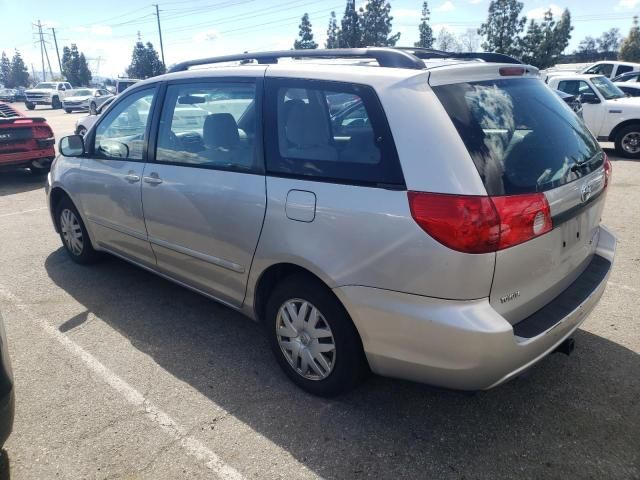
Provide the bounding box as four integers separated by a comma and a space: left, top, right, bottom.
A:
557, 80, 597, 98
93, 88, 155, 161
155, 82, 257, 171
265, 79, 403, 187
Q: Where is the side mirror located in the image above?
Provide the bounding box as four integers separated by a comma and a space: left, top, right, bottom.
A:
94, 92, 101, 97
59, 135, 85, 157
59, 86, 66, 91
579, 93, 600, 104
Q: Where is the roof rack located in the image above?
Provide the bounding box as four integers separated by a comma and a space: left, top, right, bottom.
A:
168, 47, 524, 73
169, 48, 426, 72
395, 47, 523, 65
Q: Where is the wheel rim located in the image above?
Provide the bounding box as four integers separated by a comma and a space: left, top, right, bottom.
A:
78, 127, 87, 136
276, 299, 336, 381
621, 131, 640, 154
60, 208, 84, 256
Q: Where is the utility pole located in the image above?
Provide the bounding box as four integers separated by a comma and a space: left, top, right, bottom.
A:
51, 28, 63, 77
43, 38, 54, 80
36, 20, 46, 82
153, 4, 166, 68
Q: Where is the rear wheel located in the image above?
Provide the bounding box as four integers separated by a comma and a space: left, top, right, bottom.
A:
25, 102, 35, 110
266, 274, 367, 396
56, 197, 99, 265
615, 124, 640, 158
64, 108, 72, 114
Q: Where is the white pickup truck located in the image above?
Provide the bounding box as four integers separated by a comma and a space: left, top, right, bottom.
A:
24, 81, 73, 110
548, 73, 640, 158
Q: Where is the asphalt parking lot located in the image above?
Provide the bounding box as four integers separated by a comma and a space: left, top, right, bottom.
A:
0, 106, 638, 479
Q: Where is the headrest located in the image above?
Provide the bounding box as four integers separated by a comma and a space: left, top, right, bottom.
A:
203, 113, 240, 149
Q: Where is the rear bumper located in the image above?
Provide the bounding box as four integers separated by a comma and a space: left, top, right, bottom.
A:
334, 225, 616, 390
0, 148, 55, 168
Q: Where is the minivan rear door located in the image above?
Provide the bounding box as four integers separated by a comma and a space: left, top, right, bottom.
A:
432, 72, 608, 325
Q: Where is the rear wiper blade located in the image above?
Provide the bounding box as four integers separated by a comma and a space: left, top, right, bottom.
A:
571, 153, 602, 172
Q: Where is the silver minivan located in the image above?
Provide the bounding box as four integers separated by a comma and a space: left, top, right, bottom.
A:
47, 49, 616, 396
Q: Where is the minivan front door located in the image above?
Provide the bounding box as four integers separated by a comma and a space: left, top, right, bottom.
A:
76, 87, 157, 265
141, 80, 266, 307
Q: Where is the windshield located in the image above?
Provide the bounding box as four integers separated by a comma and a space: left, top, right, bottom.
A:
72, 89, 93, 96
591, 76, 625, 99
433, 78, 602, 195
35, 82, 57, 89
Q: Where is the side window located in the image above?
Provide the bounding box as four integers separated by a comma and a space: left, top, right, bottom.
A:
557, 80, 596, 97
156, 82, 257, 171
65, 83, 72, 90
94, 88, 155, 161
616, 65, 634, 76
265, 79, 404, 187
586, 64, 613, 76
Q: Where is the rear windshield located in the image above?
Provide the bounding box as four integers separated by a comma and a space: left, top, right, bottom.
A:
433, 78, 602, 195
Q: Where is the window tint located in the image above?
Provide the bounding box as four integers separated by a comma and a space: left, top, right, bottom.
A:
156, 82, 257, 171
616, 65, 634, 76
557, 80, 597, 97
94, 88, 155, 161
265, 79, 403, 187
618, 86, 640, 96
433, 78, 602, 195
585, 63, 613, 76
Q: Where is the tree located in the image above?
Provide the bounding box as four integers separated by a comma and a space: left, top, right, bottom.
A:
0, 51, 11, 87
326, 11, 341, 48
294, 13, 318, 49
518, 9, 572, 69
478, 0, 526, 56
598, 28, 622, 54
437, 28, 461, 52
340, 0, 363, 48
126, 41, 166, 79
620, 16, 640, 62
359, 0, 401, 47
415, 2, 434, 48
61, 44, 92, 86
9, 50, 29, 88
458, 28, 481, 52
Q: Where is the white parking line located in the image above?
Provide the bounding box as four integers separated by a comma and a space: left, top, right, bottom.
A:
0, 207, 48, 218
0, 285, 245, 480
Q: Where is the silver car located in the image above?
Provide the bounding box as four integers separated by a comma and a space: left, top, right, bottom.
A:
47, 49, 616, 396
63, 88, 113, 114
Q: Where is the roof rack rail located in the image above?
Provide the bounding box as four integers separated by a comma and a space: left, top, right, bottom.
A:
395, 47, 523, 65
168, 48, 426, 72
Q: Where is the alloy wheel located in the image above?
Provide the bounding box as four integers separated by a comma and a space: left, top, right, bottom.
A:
60, 208, 84, 256
621, 131, 640, 154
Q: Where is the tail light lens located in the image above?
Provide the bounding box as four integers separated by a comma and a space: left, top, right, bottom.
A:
408, 191, 552, 254
603, 153, 612, 188
33, 125, 54, 138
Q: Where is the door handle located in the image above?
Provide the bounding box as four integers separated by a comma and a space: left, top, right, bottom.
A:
124, 172, 140, 183
143, 173, 163, 185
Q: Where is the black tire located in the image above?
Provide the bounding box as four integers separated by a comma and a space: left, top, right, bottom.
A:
266, 273, 367, 396
64, 108, 72, 114
614, 124, 640, 158
55, 197, 99, 265
25, 102, 35, 110
52, 97, 61, 109
29, 165, 50, 176
89, 102, 97, 115
76, 126, 87, 136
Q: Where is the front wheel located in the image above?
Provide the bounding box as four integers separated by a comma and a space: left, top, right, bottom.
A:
25, 102, 35, 110
76, 126, 87, 136
89, 102, 97, 115
52, 97, 61, 109
266, 274, 367, 396
615, 124, 640, 158
64, 108, 72, 114
56, 197, 99, 265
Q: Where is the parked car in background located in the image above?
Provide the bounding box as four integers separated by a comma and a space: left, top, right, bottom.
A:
63, 88, 114, 114
0, 89, 18, 102
74, 96, 116, 135
0, 102, 55, 174
549, 73, 640, 157
24, 81, 73, 110
582, 61, 640, 79
115, 78, 140, 94
0, 310, 14, 449
612, 71, 640, 97
49, 48, 615, 396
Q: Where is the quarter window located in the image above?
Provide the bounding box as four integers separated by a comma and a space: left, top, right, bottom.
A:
265, 79, 403, 187
93, 88, 155, 161
155, 82, 258, 171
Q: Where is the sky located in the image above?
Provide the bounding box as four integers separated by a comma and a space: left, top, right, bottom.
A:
1, 0, 639, 79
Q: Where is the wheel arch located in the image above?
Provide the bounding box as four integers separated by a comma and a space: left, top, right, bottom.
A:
608, 119, 640, 142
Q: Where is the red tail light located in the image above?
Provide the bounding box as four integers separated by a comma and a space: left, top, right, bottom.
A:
408, 192, 552, 254
603, 153, 612, 188
33, 125, 54, 138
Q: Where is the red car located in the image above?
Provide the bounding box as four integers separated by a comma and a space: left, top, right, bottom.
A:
0, 102, 55, 174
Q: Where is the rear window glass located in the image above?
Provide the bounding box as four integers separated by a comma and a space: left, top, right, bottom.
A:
433, 78, 602, 195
